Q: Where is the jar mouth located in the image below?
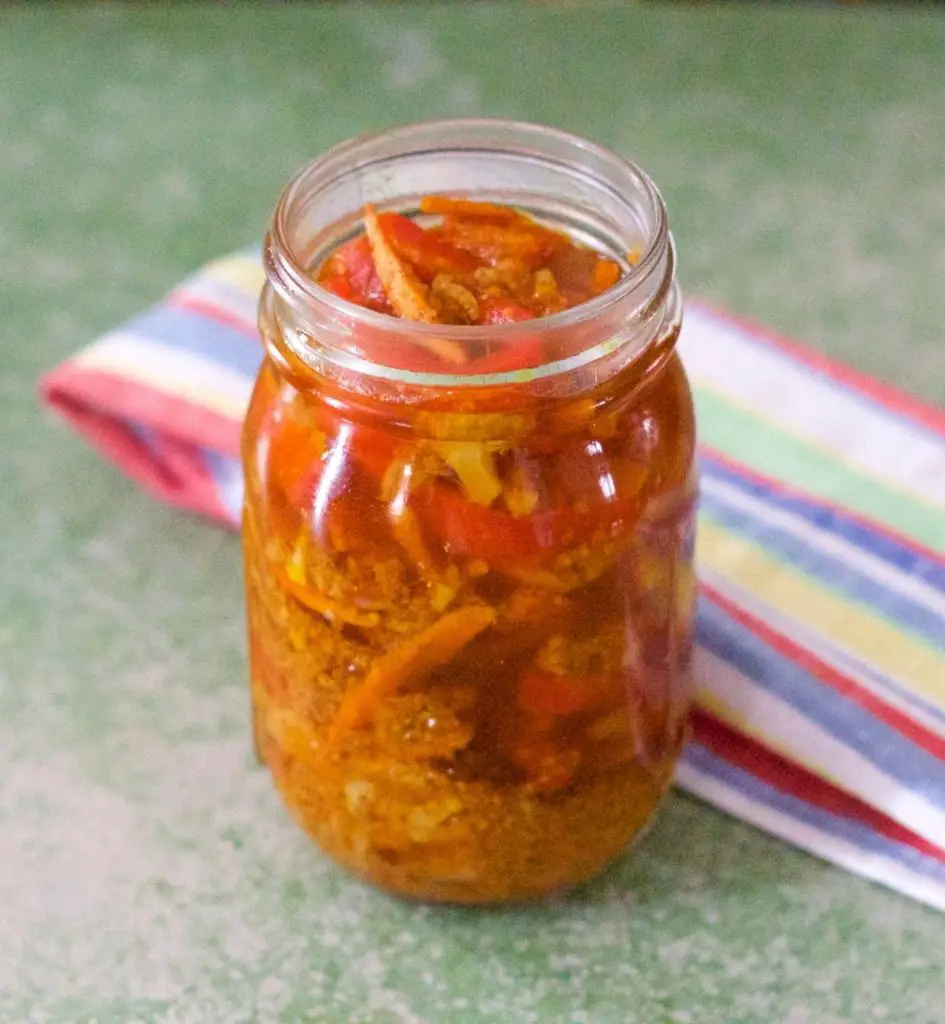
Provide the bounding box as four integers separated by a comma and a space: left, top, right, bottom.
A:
264, 118, 678, 389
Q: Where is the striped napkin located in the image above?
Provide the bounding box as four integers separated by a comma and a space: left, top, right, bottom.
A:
40, 252, 945, 912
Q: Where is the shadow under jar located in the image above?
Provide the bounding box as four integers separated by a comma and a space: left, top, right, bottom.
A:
242, 119, 698, 904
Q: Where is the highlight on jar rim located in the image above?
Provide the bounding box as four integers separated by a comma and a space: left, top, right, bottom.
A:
244, 119, 696, 903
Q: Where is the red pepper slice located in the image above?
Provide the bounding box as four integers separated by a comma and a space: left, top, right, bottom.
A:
412, 480, 636, 564
276, 411, 398, 509
378, 212, 480, 282
342, 420, 400, 479
331, 235, 392, 313
319, 273, 356, 302
469, 337, 546, 375
517, 669, 615, 717
266, 411, 325, 507
412, 482, 551, 561
477, 297, 536, 325
465, 298, 545, 374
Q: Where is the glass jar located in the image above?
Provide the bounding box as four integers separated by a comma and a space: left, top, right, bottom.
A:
243, 119, 696, 904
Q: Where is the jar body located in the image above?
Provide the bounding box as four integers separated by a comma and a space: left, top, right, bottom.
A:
243, 119, 697, 903
243, 325, 696, 904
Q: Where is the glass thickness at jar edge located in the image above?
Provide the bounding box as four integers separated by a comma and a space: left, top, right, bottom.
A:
242, 120, 697, 904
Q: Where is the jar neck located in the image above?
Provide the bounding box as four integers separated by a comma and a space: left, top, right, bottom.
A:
261, 118, 682, 402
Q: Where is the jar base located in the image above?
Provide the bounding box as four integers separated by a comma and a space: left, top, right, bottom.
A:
265, 741, 681, 906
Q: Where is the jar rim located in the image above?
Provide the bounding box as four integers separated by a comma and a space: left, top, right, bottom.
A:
263, 118, 679, 388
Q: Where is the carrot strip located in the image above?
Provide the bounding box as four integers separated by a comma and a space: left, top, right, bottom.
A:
273, 564, 382, 628
419, 196, 525, 224
328, 605, 496, 743
593, 259, 621, 294
363, 205, 468, 365
363, 205, 438, 323
439, 221, 563, 269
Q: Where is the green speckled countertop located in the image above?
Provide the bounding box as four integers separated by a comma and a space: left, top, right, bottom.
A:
3, 4, 945, 1022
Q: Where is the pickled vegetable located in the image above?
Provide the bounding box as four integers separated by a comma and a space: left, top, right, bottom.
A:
244, 196, 696, 902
